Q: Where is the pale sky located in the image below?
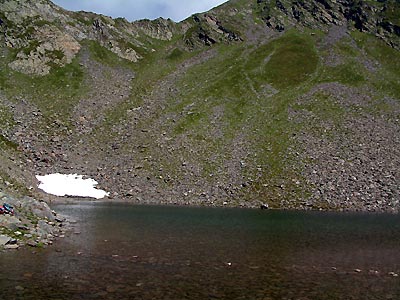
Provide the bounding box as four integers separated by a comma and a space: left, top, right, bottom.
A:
52, 0, 229, 22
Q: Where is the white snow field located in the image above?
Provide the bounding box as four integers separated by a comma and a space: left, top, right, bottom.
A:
36, 173, 109, 199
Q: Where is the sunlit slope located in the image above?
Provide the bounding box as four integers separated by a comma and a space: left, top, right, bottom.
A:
0, 0, 399, 210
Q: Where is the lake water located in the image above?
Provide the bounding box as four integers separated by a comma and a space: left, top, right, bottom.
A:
1, 203, 400, 299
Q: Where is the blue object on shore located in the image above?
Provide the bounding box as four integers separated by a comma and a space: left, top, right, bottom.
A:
2, 203, 14, 215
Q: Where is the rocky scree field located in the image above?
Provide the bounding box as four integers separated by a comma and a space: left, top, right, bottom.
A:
0, 0, 399, 212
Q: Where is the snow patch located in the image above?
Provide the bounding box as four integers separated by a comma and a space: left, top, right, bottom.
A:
36, 173, 109, 199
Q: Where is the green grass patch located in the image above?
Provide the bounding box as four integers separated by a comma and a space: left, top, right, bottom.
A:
168, 30, 318, 136
318, 62, 366, 86
242, 30, 319, 90
260, 31, 318, 89
45, 49, 65, 61
0, 105, 14, 130
291, 91, 346, 129
334, 40, 360, 58
0, 169, 28, 195
21, 40, 41, 55
116, 38, 148, 58
0, 104, 17, 150
352, 31, 400, 76
380, 1, 400, 26
72, 13, 94, 26
85, 40, 128, 67
166, 48, 185, 60
351, 31, 400, 98
0, 51, 87, 118
0, 134, 18, 150
173, 112, 204, 134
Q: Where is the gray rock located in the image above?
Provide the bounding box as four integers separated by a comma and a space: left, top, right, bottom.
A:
55, 216, 65, 222
27, 240, 37, 247
37, 220, 52, 236
17, 224, 29, 231
31, 201, 55, 221
0, 235, 11, 246
0, 215, 21, 230
4, 244, 19, 250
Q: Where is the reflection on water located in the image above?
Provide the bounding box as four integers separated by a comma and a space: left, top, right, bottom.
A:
1, 203, 400, 299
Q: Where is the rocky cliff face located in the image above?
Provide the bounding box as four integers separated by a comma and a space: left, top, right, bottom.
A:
0, 0, 179, 75
0, 0, 246, 76
0, 0, 399, 212
3, 0, 397, 75
257, 0, 400, 49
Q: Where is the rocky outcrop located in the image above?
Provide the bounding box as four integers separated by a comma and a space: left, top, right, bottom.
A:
0, 0, 176, 75
183, 14, 242, 49
0, 191, 69, 250
257, 0, 400, 49
1, 0, 399, 76
0, 0, 248, 75
8, 25, 81, 75
132, 18, 176, 41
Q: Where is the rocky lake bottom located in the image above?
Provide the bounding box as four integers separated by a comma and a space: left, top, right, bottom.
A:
1, 203, 400, 299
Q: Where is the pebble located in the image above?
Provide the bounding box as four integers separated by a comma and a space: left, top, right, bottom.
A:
27, 241, 37, 247
106, 286, 116, 293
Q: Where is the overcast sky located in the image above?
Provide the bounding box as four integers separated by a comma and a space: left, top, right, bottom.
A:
52, 0, 229, 22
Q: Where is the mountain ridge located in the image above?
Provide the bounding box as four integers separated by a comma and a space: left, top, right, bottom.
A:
1, 0, 399, 76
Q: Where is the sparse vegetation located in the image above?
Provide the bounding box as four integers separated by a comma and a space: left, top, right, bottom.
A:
0, 0, 398, 211
1, 54, 87, 118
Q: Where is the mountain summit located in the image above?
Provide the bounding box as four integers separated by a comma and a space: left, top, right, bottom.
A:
0, 0, 399, 211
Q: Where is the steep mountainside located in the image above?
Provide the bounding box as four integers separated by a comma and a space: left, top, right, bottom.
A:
0, 0, 399, 211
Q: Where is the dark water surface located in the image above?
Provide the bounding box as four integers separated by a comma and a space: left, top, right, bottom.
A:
1, 203, 400, 299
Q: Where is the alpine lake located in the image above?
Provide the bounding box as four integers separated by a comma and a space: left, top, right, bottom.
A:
1, 202, 399, 299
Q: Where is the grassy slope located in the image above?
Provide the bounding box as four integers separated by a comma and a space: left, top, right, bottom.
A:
157, 30, 319, 205
0, 0, 399, 207
65, 20, 398, 207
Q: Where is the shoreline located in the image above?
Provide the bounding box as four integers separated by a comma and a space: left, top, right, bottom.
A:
47, 195, 400, 214
0, 191, 72, 251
